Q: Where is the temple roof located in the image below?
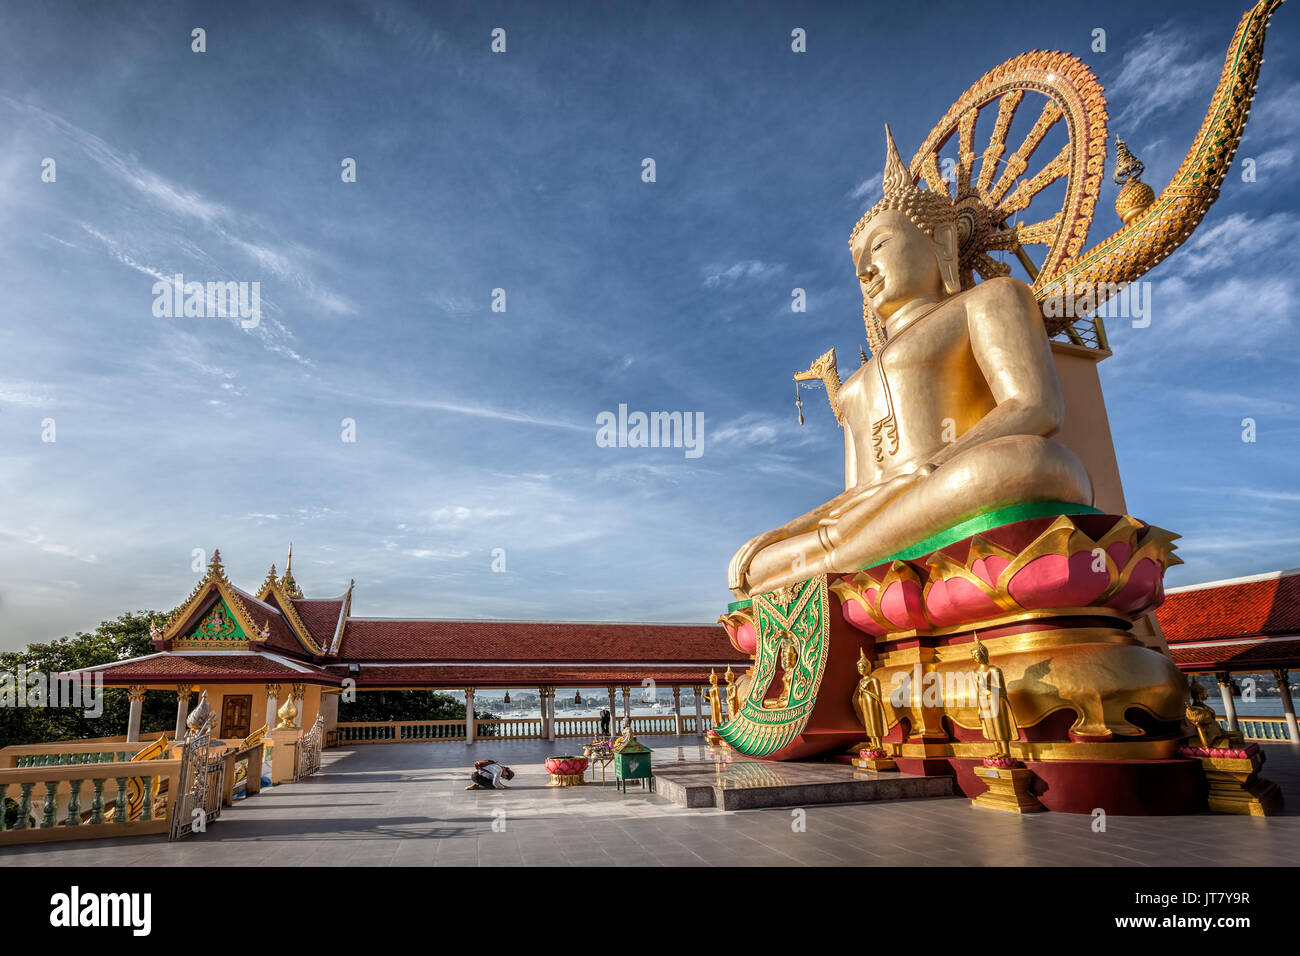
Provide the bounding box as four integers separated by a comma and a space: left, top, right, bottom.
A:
1158, 568, 1300, 643
324, 663, 736, 688
70, 547, 746, 686
77, 651, 342, 685
336, 618, 745, 665
1156, 568, 1300, 672
292, 597, 348, 652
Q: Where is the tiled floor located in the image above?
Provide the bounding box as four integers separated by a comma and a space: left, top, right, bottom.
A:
3, 736, 1297, 866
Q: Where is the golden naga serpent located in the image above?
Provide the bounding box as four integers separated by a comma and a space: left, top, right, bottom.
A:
796, 0, 1283, 419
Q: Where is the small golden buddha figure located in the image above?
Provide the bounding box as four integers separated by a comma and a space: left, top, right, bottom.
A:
765, 639, 799, 708
707, 669, 724, 726
724, 666, 739, 719
852, 650, 889, 751
972, 635, 1018, 758
729, 127, 1092, 598
1185, 678, 1244, 750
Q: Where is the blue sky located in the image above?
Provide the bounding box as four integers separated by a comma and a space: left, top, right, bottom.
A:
1, 0, 1297, 648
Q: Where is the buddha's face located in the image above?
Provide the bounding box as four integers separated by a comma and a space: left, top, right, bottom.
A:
851, 208, 946, 320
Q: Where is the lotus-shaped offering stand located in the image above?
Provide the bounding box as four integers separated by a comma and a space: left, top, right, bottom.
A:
854, 747, 897, 773
545, 755, 588, 787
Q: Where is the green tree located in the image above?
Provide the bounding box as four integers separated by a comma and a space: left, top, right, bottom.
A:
0, 610, 177, 748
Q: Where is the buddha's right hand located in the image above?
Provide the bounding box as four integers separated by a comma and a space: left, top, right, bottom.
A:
728, 529, 788, 593
824, 467, 933, 521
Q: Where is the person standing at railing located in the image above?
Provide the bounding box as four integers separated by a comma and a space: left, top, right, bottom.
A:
600, 709, 611, 738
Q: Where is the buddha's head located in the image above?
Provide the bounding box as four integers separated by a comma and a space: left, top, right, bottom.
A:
850, 127, 961, 334
970, 634, 990, 666
857, 648, 872, 677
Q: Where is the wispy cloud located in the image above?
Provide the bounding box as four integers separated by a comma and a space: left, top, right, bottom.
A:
0, 380, 54, 408
703, 260, 786, 288
1107, 24, 1220, 130
849, 172, 882, 203
328, 387, 590, 432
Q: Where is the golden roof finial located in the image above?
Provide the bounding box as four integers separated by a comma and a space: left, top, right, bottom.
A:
1112, 136, 1146, 185
1112, 136, 1155, 225
281, 543, 303, 599
210, 548, 222, 567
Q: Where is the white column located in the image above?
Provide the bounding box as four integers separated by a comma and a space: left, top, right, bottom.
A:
621, 686, 631, 723
1216, 672, 1239, 731
548, 689, 557, 741
174, 686, 190, 739
537, 687, 547, 739
127, 685, 146, 743
265, 683, 280, 730
1275, 669, 1300, 743
291, 683, 306, 729
673, 686, 683, 736
694, 685, 703, 733
465, 688, 477, 744
607, 686, 617, 731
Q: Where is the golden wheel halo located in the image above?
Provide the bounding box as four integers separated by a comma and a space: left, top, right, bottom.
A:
909, 51, 1109, 295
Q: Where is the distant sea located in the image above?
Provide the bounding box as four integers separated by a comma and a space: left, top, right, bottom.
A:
1211, 699, 1290, 717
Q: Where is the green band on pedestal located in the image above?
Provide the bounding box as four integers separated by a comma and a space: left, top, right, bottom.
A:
727, 502, 1100, 608
876, 501, 1101, 565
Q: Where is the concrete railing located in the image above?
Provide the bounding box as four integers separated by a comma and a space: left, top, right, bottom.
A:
336, 719, 466, 743
0, 758, 181, 845
476, 718, 542, 739
0, 733, 177, 769
334, 713, 718, 744
1214, 714, 1298, 742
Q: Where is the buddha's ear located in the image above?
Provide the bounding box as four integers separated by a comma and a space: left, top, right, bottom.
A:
932, 222, 961, 294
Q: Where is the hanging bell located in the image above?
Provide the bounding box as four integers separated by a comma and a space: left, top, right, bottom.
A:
795, 380, 805, 426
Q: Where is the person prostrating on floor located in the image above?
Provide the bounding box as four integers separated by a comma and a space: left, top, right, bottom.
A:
466, 759, 514, 790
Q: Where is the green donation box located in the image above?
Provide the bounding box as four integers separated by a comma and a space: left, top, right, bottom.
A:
614, 739, 653, 792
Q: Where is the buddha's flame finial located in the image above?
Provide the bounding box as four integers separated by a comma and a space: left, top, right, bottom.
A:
881, 124, 909, 196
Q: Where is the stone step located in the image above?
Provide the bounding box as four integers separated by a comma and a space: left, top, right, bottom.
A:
652, 758, 954, 810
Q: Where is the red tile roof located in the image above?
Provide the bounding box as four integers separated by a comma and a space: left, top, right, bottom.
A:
291, 598, 345, 650
337, 619, 747, 665
1157, 570, 1300, 644
82, 653, 341, 684
329, 664, 733, 687
230, 588, 305, 655
1169, 639, 1300, 671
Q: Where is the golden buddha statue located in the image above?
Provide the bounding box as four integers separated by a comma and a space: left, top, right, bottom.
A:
852, 650, 888, 751
707, 669, 724, 726
729, 127, 1092, 598
972, 634, 1018, 758
1185, 678, 1244, 751
724, 666, 739, 719
772, 638, 799, 708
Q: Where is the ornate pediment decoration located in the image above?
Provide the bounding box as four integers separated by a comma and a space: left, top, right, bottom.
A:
163, 550, 268, 651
